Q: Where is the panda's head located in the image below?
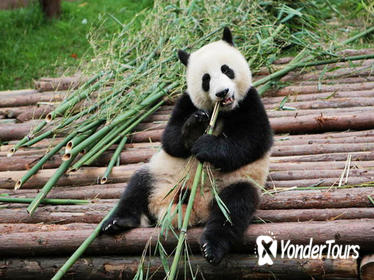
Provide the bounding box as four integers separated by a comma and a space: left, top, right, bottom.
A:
178, 27, 252, 112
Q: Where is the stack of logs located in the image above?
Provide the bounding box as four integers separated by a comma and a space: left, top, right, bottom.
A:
0, 49, 374, 279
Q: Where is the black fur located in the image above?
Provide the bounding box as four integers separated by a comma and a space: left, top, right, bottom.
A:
182, 110, 209, 150
191, 87, 273, 172
222, 27, 234, 45
100, 168, 155, 234
162, 93, 207, 158
202, 73, 211, 91
178, 50, 190, 66
221, 64, 235, 79
201, 182, 259, 264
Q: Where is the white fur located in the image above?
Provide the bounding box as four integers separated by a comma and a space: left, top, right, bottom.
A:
186, 40, 252, 111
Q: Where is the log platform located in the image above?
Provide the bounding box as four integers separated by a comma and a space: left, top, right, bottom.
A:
0, 49, 374, 279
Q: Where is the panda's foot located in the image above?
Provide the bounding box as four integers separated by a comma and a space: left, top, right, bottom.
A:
200, 234, 228, 265
100, 216, 139, 235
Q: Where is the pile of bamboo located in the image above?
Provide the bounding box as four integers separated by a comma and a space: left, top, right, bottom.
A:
1, 49, 374, 279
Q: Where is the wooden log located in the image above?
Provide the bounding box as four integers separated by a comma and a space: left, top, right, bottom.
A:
270, 169, 374, 181
0, 164, 140, 189
0, 255, 358, 280
0, 203, 372, 224
34, 76, 81, 92
260, 187, 374, 209
274, 135, 374, 146
0, 146, 157, 171
0, 89, 37, 97
360, 254, 374, 280
270, 112, 374, 134
265, 97, 374, 110
266, 176, 373, 188
0, 223, 94, 234
281, 66, 374, 82
295, 76, 374, 86
272, 151, 374, 163
16, 105, 54, 122
0, 91, 64, 107
272, 143, 374, 157
338, 48, 374, 56
1, 186, 372, 209
274, 81, 374, 96
0, 183, 123, 200
270, 160, 374, 171
274, 129, 374, 141
0, 219, 373, 256
0, 120, 40, 141
262, 89, 374, 105
129, 129, 163, 142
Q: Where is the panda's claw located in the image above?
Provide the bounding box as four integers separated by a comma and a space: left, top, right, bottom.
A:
200, 239, 225, 265
100, 216, 139, 235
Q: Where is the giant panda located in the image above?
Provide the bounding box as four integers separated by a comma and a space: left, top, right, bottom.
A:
100, 27, 273, 265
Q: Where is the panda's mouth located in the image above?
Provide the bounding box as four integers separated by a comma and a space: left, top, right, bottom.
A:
221, 96, 234, 106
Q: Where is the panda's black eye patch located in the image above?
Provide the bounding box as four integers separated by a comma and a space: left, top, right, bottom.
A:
221, 64, 235, 79
202, 73, 210, 92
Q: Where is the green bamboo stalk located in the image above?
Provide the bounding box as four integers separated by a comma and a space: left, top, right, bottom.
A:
70, 118, 134, 169
65, 82, 176, 162
100, 135, 128, 184
0, 197, 90, 205
8, 121, 47, 156
26, 153, 78, 215
51, 206, 117, 280
81, 99, 166, 167
168, 102, 220, 280
15, 132, 76, 190
341, 25, 374, 45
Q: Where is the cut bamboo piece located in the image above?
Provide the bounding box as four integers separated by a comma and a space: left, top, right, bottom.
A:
0, 219, 373, 256
0, 255, 358, 280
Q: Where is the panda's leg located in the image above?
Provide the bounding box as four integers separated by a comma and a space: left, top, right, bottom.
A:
200, 182, 259, 265
100, 167, 154, 234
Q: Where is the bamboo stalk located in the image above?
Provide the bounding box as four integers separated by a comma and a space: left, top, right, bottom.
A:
15, 120, 102, 190
100, 136, 128, 184
169, 102, 220, 280
0, 197, 89, 205
26, 153, 78, 215
50, 205, 117, 280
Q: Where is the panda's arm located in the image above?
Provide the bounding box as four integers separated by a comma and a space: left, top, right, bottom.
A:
162, 93, 198, 158
191, 88, 273, 172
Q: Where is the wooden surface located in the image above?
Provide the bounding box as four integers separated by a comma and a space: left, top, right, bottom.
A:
0, 49, 374, 279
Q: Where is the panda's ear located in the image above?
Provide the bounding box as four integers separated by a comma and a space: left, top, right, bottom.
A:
222, 27, 234, 46
177, 50, 190, 66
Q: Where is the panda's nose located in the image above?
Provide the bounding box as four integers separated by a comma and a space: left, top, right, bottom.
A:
216, 88, 229, 98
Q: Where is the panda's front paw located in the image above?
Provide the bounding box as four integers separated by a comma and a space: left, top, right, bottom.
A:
200, 233, 227, 265
182, 110, 210, 149
191, 135, 216, 163
100, 216, 139, 235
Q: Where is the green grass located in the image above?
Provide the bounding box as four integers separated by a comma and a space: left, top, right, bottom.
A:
0, 0, 153, 90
